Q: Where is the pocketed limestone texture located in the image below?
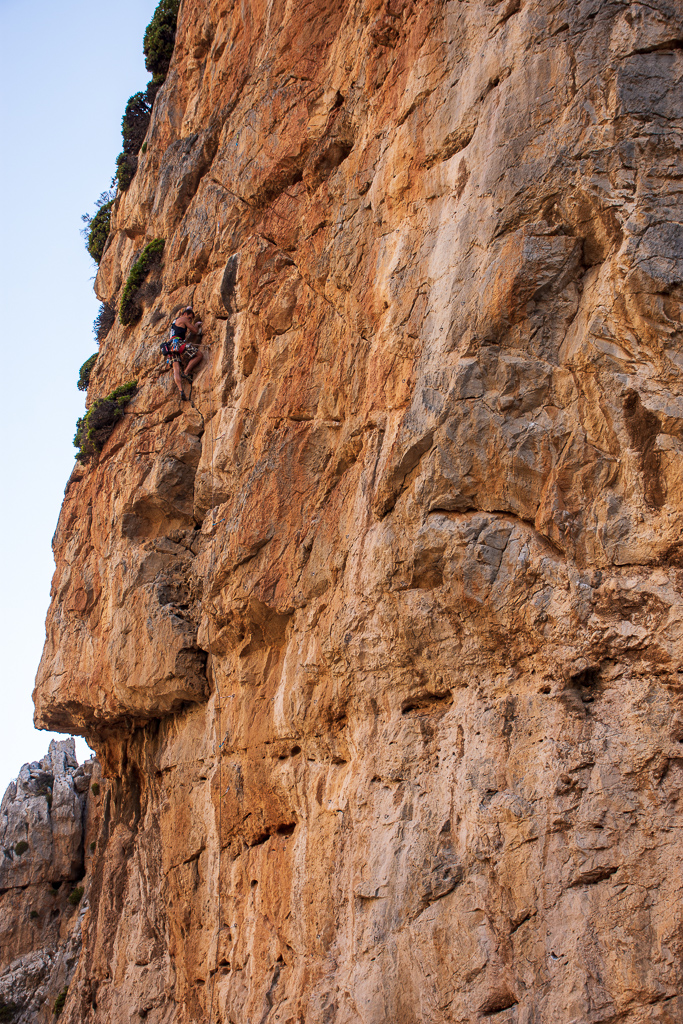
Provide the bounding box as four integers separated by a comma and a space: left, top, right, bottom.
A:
33, 1, 683, 1022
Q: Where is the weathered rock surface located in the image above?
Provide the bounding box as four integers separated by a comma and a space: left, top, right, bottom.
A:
31, 0, 683, 1021
0, 740, 100, 1024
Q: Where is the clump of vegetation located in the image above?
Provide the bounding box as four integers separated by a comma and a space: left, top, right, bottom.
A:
90, 782, 100, 796
67, 886, 84, 906
36, 780, 53, 808
81, 191, 115, 262
114, 152, 137, 192
88, 200, 114, 261
89, 841, 96, 853
93, 303, 115, 345
123, 88, 155, 152
113, 85, 159, 191
29, 910, 39, 919
14, 840, 29, 856
53, 987, 68, 1017
73, 381, 137, 464
0, 1000, 18, 1022
144, 0, 181, 83
77, 354, 98, 392
83, 0, 180, 211
119, 239, 165, 325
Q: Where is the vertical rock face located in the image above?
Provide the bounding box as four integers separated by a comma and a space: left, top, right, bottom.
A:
32, 1, 683, 1022
0, 740, 100, 1024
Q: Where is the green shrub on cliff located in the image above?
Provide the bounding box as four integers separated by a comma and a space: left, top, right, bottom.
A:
93, 303, 115, 345
14, 841, 28, 856
73, 381, 138, 464
122, 88, 155, 153
81, 191, 115, 263
53, 987, 68, 1018
114, 151, 137, 192
67, 886, 84, 906
88, 0, 179, 204
77, 354, 98, 392
86, 199, 113, 262
113, 86, 159, 191
119, 239, 165, 325
144, 0, 181, 83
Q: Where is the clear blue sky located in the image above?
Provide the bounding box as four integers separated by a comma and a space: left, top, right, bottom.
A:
0, 0, 160, 795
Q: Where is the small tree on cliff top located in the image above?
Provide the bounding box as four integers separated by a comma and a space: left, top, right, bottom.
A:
144, 0, 181, 83
121, 89, 155, 154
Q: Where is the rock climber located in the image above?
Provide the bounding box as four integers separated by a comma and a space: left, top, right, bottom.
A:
166, 306, 203, 400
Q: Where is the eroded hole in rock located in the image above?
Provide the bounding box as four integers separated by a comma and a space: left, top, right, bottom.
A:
402, 692, 452, 715
571, 666, 600, 689
250, 833, 270, 848
315, 141, 353, 177
410, 565, 443, 589
276, 823, 296, 836
479, 992, 519, 1016
623, 389, 665, 507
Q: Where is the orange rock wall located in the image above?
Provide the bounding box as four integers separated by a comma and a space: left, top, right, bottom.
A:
34, 1, 683, 1021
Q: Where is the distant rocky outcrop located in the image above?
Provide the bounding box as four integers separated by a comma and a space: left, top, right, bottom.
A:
0, 740, 100, 1024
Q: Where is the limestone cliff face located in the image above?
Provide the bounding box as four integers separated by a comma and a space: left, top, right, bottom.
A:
32, 1, 683, 1021
0, 740, 100, 1024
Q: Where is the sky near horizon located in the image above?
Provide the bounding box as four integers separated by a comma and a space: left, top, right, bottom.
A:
0, 0, 160, 796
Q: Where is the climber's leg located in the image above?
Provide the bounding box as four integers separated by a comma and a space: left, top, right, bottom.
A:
184, 350, 203, 377
172, 359, 185, 396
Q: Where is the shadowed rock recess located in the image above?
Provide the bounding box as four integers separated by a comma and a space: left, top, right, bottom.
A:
28, 1, 683, 1021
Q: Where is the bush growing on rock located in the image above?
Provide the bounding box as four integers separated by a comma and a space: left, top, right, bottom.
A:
119, 239, 165, 325
77, 354, 97, 392
81, 191, 115, 263
73, 381, 138, 464
93, 303, 115, 345
53, 987, 68, 1017
29, 910, 39, 919
67, 886, 84, 906
114, 83, 160, 191
88, 1, 179, 207
144, 0, 181, 83
90, 782, 100, 795
85, 201, 113, 262
0, 1000, 18, 1022
14, 841, 28, 856
122, 89, 155, 153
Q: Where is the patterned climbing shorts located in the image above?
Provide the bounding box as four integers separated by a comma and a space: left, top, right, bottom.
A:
169, 339, 199, 363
